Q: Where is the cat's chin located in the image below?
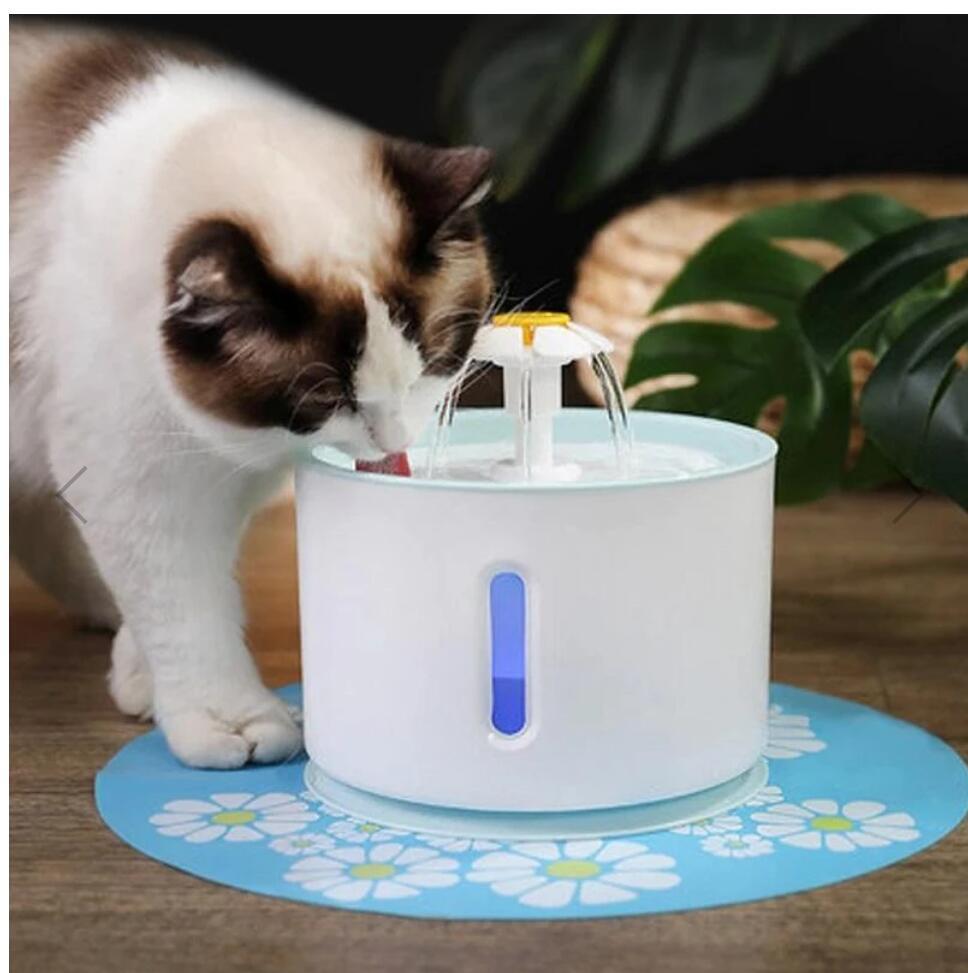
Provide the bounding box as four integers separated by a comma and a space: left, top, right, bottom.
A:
328, 440, 407, 463
310, 412, 423, 462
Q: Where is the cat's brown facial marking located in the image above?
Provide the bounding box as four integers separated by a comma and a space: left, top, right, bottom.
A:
162, 141, 494, 436
379, 235, 493, 379
377, 139, 494, 376
163, 218, 367, 433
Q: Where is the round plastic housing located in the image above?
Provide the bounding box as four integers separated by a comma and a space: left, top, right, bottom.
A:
295, 409, 776, 813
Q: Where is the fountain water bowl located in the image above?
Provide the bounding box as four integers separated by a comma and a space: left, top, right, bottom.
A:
295, 314, 777, 838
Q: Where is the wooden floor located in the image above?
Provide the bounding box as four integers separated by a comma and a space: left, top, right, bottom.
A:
10, 489, 968, 973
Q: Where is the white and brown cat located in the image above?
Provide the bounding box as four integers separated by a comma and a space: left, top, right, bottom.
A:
10, 25, 494, 767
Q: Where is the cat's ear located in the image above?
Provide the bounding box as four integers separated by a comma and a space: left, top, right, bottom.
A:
384, 140, 493, 242
166, 255, 240, 326
165, 220, 265, 327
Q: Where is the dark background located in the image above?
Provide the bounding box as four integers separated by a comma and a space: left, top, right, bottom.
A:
63, 14, 968, 307
32, 14, 968, 405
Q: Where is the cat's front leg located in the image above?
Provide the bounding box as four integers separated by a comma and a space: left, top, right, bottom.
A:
146, 498, 300, 767
127, 525, 301, 769
113, 614, 301, 768
66, 450, 301, 768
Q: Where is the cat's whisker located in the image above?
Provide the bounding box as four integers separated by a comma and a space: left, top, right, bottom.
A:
282, 360, 341, 400
422, 304, 473, 326
449, 361, 493, 400
160, 445, 250, 459
423, 303, 487, 329
201, 441, 297, 497
426, 347, 471, 371
150, 430, 281, 461
494, 278, 558, 316
287, 376, 349, 432
487, 279, 514, 317
420, 280, 514, 377
151, 431, 258, 445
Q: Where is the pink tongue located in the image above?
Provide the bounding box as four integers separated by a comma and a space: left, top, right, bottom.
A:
355, 452, 412, 477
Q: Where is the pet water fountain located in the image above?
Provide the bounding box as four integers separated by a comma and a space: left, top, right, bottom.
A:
296, 312, 777, 839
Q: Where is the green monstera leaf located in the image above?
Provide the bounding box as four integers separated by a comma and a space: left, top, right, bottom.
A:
626, 194, 926, 504
443, 15, 868, 207
442, 15, 618, 201
801, 217, 968, 509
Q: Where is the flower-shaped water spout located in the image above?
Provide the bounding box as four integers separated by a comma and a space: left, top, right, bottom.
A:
468, 312, 627, 481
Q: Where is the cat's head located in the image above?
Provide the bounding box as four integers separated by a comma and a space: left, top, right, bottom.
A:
161, 135, 493, 459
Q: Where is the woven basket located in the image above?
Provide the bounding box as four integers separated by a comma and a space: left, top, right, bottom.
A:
570, 175, 968, 457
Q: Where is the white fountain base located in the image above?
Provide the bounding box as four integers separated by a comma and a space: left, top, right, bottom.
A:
303, 759, 768, 841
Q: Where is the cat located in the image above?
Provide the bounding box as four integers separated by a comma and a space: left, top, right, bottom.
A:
10, 24, 494, 768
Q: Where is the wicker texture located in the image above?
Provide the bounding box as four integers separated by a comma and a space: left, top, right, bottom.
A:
570, 176, 968, 449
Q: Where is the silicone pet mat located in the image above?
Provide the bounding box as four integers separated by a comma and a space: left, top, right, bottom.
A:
96, 684, 967, 920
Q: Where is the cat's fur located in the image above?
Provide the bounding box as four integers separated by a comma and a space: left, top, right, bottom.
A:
10, 25, 494, 767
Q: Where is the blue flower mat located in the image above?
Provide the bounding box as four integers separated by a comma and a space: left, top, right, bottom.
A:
96, 684, 967, 920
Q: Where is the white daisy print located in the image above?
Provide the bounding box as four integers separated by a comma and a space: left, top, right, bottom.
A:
284, 843, 459, 902
701, 833, 774, 859
671, 814, 742, 836
416, 835, 502, 854
467, 840, 680, 909
765, 704, 827, 759
270, 832, 337, 857
752, 799, 920, 852
326, 819, 407, 843
149, 792, 318, 844
744, 784, 784, 807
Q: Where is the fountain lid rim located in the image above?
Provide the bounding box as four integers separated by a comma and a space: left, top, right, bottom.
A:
301, 408, 777, 493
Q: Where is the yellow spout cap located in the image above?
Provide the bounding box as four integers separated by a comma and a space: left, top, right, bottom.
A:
491, 311, 570, 346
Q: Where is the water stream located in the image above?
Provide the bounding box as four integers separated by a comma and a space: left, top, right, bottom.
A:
425, 359, 488, 478
518, 365, 534, 481
590, 351, 633, 475
425, 349, 634, 484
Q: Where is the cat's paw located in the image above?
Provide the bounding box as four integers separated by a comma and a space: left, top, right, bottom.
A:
161, 696, 303, 769
108, 625, 153, 719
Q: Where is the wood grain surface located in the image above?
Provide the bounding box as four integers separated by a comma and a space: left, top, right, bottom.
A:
9, 489, 968, 973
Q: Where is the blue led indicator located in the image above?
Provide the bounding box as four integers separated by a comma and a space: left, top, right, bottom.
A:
489, 571, 527, 735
